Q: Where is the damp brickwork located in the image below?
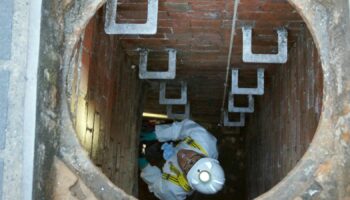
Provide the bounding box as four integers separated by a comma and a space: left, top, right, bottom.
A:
243, 26, 323, 199
67, 9, 144, 195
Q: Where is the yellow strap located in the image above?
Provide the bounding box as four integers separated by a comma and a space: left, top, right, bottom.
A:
163, 136, 207, 192
162, 173, 192, 192
169, 163, 181, 175
183, 137, 208, 156
162, 163, 192, 192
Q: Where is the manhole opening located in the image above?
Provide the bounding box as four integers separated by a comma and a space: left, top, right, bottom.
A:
64, 1, 323, 200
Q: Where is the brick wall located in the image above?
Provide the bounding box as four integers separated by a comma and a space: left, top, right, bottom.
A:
68, 9, 144, 195
244, 26, 323, 199
124, 0, 305, 126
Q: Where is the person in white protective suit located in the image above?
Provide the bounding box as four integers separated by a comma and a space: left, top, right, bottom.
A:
138, 119, 225, 200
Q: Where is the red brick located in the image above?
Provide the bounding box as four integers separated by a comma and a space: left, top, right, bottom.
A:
190, 19, 222, 29
160, 2, 191, 12
117, 2, 148, 11
190, 1, 226, 11
238, 11, 302, 21
191, 32, 223, 47
158, 19, 173, 28
117, 10, 148, 21
83, 18, 96, 52
188, 11, 222, 20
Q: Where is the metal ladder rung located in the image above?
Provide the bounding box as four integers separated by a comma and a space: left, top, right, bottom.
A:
228, 94, 254, 113
159, 81, 187, 105
167, 104, 190, 120
104, 0, 159, 35
223, 111, 245, 127
242, 26, 288, 63
139, 48, 177, 79
231, 68, 264, 95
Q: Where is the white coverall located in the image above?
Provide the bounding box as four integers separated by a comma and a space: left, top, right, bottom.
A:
140, 119, 219, 200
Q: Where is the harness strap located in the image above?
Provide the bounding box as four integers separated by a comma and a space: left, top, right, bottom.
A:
183, 136, 208, 156
162, 137, 208, 191
162, 163, 192, 192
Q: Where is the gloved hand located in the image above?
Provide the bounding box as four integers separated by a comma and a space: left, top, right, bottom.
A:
161, 142, 175, 160
140, 131, 157, 141
138, 157, 149, 169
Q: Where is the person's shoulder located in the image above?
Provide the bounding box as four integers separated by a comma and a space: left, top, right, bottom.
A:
181, 119, 196, 125
181, 119, 205, 129
191, 130, 216, 141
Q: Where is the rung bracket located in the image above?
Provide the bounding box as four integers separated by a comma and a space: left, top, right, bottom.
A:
228, 94, 254, 113
223, 111, 245, 127
139, 48, 176, 79
167, 104, 190, 120
242, 26, 288, 63
159, 81, 187, 105
231, 68, 264, 95
105, 0, 159, 35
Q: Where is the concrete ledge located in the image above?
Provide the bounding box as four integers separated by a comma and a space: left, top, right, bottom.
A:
52, 157, 98, 200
